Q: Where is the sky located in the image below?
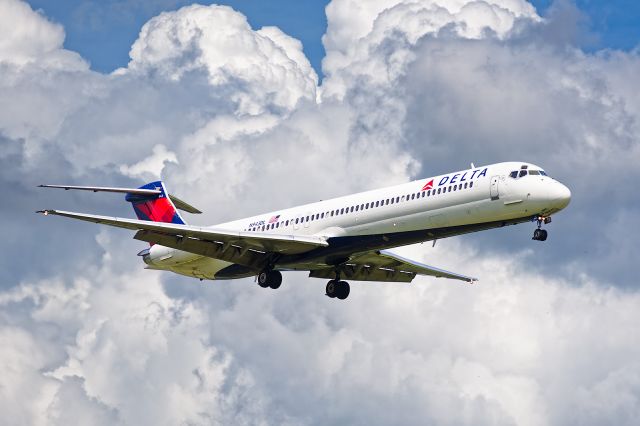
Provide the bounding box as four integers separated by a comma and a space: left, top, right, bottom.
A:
24, 0, 640, 77
1, 0, 640, 425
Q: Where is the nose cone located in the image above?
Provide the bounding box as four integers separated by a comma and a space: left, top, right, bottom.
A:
550, 182, 571, 209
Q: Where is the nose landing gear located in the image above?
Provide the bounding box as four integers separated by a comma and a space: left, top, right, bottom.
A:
532, 215, 551, 241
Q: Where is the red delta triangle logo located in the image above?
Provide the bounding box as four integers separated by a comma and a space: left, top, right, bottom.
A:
421, 179, 434, 191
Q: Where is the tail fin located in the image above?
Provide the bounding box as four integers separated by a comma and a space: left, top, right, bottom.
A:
125, 181, 186, 224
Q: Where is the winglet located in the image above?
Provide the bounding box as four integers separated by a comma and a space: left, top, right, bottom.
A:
36, 210, 51, 215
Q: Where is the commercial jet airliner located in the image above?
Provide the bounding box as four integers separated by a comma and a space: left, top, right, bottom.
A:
38, 162, 570, 300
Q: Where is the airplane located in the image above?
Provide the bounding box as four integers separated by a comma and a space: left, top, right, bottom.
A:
37, 161, 571, 300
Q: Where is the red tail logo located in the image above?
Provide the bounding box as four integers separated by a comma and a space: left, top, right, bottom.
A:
421, 179, 434, 191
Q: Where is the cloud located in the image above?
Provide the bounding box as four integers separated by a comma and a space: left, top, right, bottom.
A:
1, 0, 640, 424
126, 4, 318, 114
321, 0, 540, 98
0, 0, 86, 69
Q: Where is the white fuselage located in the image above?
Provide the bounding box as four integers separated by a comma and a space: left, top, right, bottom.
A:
144, 162, 571, 279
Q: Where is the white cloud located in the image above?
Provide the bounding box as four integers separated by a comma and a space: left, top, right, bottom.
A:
126, 4, 317, 114
321, 0, 540, 98
120, 143, 178, 178
0, 0, 86, 69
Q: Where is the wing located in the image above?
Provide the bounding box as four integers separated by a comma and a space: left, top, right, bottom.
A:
309, 249, 477, 283
37, 209, 327, 269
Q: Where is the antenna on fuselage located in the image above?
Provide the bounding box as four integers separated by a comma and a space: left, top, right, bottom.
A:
470, 162, 475, 169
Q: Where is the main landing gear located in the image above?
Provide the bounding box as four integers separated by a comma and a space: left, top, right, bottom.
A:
257, 269, 282, 289
532, 215, 552, 241
326, 273, 350, 300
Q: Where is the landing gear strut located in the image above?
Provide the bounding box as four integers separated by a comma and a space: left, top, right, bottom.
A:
532, 215, 551, 241
257, 269, 282, 289
326, 272, 350, 300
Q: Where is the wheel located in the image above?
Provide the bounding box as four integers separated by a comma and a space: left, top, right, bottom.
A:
336, 281, 350, 300
268, 270, 282, 289
257, 271, 270, 288
539, 229, 548, 241
533, 229, 542, 240
326, 280, 338, 298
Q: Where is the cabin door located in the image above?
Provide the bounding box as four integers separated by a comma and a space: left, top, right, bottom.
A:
490, 176, 500, 200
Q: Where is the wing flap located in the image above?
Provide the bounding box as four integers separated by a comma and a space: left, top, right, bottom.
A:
309, 249, 477, 283
37, 209, 328, 255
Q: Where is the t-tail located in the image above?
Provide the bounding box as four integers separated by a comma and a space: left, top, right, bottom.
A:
125, 181, 186, 224
37, 181, 202, 227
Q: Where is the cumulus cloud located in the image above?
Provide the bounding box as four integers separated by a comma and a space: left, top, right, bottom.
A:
126, 4, 318, 114
0, 0, 86, 69
322, 0, 540, 98
1, 0, 640, 424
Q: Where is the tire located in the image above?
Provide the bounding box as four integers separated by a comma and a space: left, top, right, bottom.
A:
539, 229, 548, 241
268, 271, 282, 289
533, 229, 541, 240
326, 280, 338, 298
336, 281, 350, 300
257, 271, 270, 288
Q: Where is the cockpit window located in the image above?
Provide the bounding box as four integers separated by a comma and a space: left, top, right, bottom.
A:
539, 170, 547, 176
519, 170, 527, 178
509, 171, 518, 178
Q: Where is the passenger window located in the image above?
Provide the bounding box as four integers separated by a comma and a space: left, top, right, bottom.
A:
427, 190, 431, 196
401, 196, 405, 202
448, 187, 452, 192
350, 206, 354, 213
470, 182, 474, 187
519, 170, 527, 177
321, 213, 325, 218
340, 208, 344, 214
295, 218, 299, 224
355, 205, 359, 211
464, 183, 467, 189
396, 196, 400, 203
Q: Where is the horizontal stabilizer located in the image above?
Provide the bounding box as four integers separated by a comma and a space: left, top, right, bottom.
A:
38, 184, 202, 214
166, 193, 202, 214
38, 184, 160, 195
